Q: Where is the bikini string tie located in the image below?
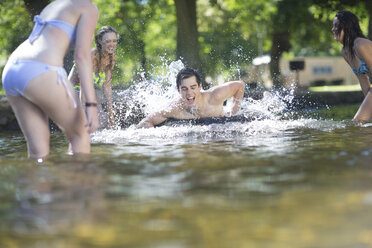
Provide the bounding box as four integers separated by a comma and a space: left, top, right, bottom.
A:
28, 15, 47, 44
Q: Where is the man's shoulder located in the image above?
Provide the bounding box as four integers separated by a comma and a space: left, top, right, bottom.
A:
207, 81, 244, 105
160, 98, 184, 115
204, 84, 229, 104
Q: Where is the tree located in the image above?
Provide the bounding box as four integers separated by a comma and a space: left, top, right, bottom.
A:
2, 0, 369, 89
119, 0, 150, 76
312, 0, 372, 39
267, 0, 371, 87
197, 0, 269, 81
93, 0, 177, 85
269, 0, 313, 88
366, 0, 372, 39
0, 0, 33, 64
174, 0, 205, 87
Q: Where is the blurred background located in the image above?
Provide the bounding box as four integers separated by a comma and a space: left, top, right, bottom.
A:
0, 0, 371, 90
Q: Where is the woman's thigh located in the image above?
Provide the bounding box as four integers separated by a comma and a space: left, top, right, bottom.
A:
24, 70, 88, 136
354, 91, 372, 121
7, 95, 50, 157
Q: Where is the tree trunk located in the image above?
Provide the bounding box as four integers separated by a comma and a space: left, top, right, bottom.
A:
365, 0, 372, 40
174, 0, 206, 88
23, 0, 50, 19
269, 32, 291, 88
269, 0, 293, 89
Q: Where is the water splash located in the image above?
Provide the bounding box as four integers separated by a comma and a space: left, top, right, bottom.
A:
92, 118, 347, 145
112, 60, 293, 126
113, 60, 184, 126
94, 60, 349, 144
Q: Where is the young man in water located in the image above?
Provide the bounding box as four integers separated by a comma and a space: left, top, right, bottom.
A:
137, 68, 245, 128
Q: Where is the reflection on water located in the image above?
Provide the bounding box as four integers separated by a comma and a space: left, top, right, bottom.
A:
1, 113, 372, 247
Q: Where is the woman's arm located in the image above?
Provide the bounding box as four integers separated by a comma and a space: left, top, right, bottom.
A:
74, 4, 99, 132
103, 69, 115, 127
356, 74, 370, 96
355, 39, 372, 96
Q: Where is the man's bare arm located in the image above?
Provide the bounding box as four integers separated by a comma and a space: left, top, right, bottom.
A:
137, 111, 169, 128
210, 81, 245, 115
137, 100, 184, 128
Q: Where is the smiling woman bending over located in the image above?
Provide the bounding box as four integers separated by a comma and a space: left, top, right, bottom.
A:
69, 26, 119, 128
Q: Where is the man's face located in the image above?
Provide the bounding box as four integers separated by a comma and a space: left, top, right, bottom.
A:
178, 76, 201, 105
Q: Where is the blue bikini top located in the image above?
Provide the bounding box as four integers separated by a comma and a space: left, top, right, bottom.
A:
352, 59, 371, 75
28, 15, 77, 44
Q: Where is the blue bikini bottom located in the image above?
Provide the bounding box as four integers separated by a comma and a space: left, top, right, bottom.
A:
2, 60, 76, 108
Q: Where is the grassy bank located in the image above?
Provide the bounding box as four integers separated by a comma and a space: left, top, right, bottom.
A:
309, 84, 360, 92
304, 104, 360, 120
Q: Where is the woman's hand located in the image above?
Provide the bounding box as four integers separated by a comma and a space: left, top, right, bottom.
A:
85, 106, 99, 133
108, 111, 116, 127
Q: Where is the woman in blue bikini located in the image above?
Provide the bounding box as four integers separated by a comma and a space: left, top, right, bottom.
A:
332, 10, 372, 121
69, 26, 119, 128
1, 0, 99, 159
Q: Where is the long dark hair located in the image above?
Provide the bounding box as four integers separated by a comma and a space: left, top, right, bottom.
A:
335, 10, 365, 59
94, 26, 119, 72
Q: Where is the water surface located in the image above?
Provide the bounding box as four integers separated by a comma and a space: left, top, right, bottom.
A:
1, 60, 371, 247
1, 106, 372, 247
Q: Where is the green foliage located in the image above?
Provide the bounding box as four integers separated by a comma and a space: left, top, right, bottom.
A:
0, 0, 33, 87
0, 0, 370, 89
309, 84, 361, 92
294, 0, 369, 57
0, 0, 33, 90
94, 0, 176, 86
197, 0, 264, 78
0, 0, 32, 58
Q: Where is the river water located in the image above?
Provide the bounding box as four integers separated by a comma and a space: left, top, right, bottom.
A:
1, 100, 372, 247
1, 60, 372, 247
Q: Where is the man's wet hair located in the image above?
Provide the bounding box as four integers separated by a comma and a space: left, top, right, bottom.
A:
176, 68, 202, 89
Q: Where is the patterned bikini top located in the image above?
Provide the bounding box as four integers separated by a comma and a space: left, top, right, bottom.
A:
352, 60, 371, 75
72, 61, 106, 90
93, 71, 106, 88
